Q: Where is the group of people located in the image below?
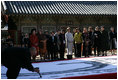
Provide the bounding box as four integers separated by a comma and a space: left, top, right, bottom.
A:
5, 26, 117, 61
73, 26, 117, 58
70, 26, 117, 58
20, 29, 66, 60
19, 26, 117, 60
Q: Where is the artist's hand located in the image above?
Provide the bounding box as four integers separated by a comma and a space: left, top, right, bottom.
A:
34, 68, 40, 73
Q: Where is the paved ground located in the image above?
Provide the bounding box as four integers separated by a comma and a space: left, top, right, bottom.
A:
34, 50, 117, 62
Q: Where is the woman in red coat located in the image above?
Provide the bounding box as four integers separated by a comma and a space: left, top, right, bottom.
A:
29, 29, 39, 61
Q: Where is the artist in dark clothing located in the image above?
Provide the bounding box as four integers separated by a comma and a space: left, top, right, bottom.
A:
1, 47, 39, 79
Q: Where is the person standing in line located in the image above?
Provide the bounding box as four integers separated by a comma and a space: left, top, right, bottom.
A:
49, 31, 58, 60
6, 35, 14, 47
29, 29, 39, 61
24, 33, 30, 48
44, 30, 51, 59
100, 26, 109, 56
93, 26, 101, 56
73, 28, 77, 57
65, 27, 74, 59
88, 27, 94, 56
55, 30, 61, 59
109, 27, 117, 55
59, 30, 66, 60
20, 32, 24, 47
74, 28, 82, 57
82, 28, 90, 57
38, 30, 47, 60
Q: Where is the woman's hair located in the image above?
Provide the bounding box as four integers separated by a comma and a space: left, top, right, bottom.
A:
31, 29, 36, 34
101, 26, 104, 28
95, 26, 99, 30
110, 27, 114, 30
66, 27, 70, 31
110, 27, 116, 32
88, 26, 92, 31
50, 31, 55, 34
83, 27, 87, 30
61, 29, 65, 32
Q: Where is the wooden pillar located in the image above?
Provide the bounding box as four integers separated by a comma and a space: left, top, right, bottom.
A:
18, 15, 21, 32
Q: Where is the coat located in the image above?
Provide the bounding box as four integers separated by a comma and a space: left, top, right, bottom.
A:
29, 34, 39, 55
55, 33, 61, 51
74, 32, 82, 44
24, 37, 30, 47
65, 32, 74, 47
93, 31, 101, 47
109, 31, 117, 49
38, 34, 47, 55
100, 30, 109, 51
49, 36, 58, 51
65, 32, 73, 55
45, 34, 51, 50
88, 31, 94, 46
82, 32, 90, 56
59, 33, 66, 51
82, 32, 90, 46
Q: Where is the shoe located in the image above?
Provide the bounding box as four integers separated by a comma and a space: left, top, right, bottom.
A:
105, 54, 107, 56
94, 54, 96, 56
112, 53, 115, 55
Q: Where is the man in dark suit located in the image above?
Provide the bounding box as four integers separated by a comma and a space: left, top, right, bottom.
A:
49, 31, 58, 60
1, 47, 40, 79
44, 30, 51, 59
59, 30, 66, 60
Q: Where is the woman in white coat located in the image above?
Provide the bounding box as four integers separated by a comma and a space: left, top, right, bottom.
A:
65, 27, 74, 59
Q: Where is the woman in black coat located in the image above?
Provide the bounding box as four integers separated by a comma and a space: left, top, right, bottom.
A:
100, 26, 109, 56
93, 26, 101, 56
109, 27, 117, 55
82, 28, 90, 57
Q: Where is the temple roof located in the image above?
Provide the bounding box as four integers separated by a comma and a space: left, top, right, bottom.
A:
4, 1, 117, 15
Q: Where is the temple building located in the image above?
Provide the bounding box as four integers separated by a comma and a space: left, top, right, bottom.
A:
1, 1, 117, 44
